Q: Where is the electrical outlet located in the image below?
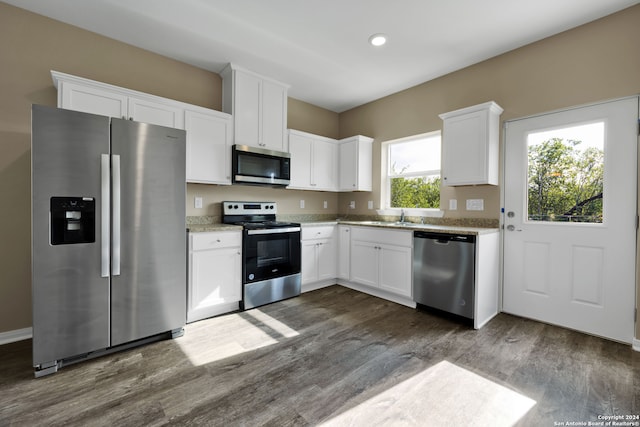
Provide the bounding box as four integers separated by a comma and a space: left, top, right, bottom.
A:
300, 199, 305, 209
449, 199, 457, 210
368, 201, 373, 210
349, 201, 356, 209
466, 199, 484, 211
194, 197, 203, 209
323, 200, 328, 209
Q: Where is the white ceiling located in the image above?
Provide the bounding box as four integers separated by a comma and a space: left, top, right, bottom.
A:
6, 0, 639, 112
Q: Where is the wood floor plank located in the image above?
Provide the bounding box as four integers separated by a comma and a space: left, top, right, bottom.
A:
0, 285, 638, 426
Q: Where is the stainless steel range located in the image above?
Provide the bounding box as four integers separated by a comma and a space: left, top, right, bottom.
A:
222, 201, 301, 310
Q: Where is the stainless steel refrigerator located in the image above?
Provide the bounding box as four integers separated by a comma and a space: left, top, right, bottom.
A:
31, 105, 186, 377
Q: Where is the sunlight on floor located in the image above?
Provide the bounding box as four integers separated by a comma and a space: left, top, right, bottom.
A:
176, 309, 300, 366
320, 360, 536, 427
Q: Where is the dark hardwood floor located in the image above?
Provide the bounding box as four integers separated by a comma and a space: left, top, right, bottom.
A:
1, 285, 638, 426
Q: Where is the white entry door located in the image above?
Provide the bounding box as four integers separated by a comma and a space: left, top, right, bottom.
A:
503, 97, 638, 343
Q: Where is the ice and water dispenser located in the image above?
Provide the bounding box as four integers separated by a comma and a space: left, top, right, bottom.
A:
50, 197, 95, 245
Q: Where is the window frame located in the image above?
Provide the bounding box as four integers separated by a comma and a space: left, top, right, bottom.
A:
380, 131, 444, 217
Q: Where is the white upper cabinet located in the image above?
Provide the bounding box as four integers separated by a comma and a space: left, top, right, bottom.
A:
57, 80, 128, 119
439, 101, 503, 186
52, 70, 232, 185
288, 129, 338, 191
127, 96, 184, 129
221, 64, 289, 152
54, 71, 185, 128
185, 109, 233, 185
338, 135, 373, 192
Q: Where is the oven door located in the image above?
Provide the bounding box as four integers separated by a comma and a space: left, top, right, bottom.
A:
243, 227, 301, 283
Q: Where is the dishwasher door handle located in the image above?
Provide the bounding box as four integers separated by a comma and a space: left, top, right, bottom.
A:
435, 239, 450, 245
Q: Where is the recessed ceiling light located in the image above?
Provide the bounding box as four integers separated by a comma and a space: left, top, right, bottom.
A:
368, 33, 387, 47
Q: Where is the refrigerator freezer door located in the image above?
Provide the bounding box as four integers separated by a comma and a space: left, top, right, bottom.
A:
110, 119, 186, 346
32, 105, 111, 366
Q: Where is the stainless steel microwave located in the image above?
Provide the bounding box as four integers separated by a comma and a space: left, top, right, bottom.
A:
232, 144, 291, 186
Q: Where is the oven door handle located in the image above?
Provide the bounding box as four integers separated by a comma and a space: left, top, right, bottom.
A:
247, 227, 301, 235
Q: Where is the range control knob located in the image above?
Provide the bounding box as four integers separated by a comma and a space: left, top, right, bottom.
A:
234, 205, 239, 209
228, 204, 233, 209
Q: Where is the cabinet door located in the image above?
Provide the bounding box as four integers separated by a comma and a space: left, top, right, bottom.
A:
190, 247, 242, 310
442, 110, 488, 186
379, 244, 412, 297
316, 238, 337, 282
185, 109, 232, 184
261, 80, 287, 151
59, 81, 128, 118
337, 226, 351, 280
234, 71, 261, 147
350, 240, 378, 287
288, 132, 313, 189
313, 139, 338, 190
339, 140, 357, 190
128, 97, 184, 129
301, 241, 318, 284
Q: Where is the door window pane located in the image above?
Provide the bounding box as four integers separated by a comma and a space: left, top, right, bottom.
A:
527, 122, 604, 223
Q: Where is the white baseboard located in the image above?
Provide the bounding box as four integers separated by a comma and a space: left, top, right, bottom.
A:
633, 338, 640, 352
0, 327, 32, 345
301, 280, 336, 293
337, 279, 416, 309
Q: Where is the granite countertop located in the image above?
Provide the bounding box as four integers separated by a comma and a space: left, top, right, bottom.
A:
187, 223, 243, 233
186, 216, 499, 236
332, 220, 499, 236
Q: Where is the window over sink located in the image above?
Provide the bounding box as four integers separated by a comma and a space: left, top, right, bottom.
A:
381, 131, 442, 212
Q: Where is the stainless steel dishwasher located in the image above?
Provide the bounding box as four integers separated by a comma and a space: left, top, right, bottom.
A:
413, 231, 476, 319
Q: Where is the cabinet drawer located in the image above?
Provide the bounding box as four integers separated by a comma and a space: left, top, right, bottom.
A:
302, 225, 336, 240
190, 231, 242, 251
351, 226, 412, 247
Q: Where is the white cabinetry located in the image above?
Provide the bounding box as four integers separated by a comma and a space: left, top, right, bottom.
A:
127, 96, 184, 129
51, 70, 232, 184
439, 101, 503, 186
57, 80, 128, 119
337, 225, 351, 280
184, 109, 233, 185
339, 135, 373, 191
349, 227, 412, 298
221, 64, 289, 151
188, 231, 242, 323
301, 225, 337, 289
288, 130, 338, 191
54, 72, 184, 128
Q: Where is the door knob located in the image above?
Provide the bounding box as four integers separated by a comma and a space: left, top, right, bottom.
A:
507, 225, 515, 231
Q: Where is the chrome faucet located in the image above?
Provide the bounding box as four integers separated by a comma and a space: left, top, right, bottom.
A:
400, 209, 405, 223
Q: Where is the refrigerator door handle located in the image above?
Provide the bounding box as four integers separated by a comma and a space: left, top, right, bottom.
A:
101, 154, 110, 278
112, 154, 121, 276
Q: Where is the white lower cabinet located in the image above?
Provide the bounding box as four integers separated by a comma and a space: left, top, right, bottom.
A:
301, 225, 337, 288
188, 231, 242, 323
350, 227, 412, 298
337, 225, 351, 280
